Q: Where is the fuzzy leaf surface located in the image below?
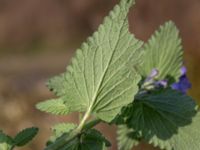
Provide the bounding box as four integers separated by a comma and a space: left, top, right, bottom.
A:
46, 0, 143, 122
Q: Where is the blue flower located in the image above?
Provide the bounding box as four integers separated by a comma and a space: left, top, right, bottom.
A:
171, 66, 191, 93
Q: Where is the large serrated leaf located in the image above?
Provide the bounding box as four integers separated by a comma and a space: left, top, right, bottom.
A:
0, 131, 13, 150
43, 0, 143, 122
139, 21, 183, 82
121, 89, 200, 150
13, 127, 38, 147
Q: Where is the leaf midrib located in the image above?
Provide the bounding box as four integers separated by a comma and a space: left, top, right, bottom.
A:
88, 16, 127, 113
77, 12, 128, 130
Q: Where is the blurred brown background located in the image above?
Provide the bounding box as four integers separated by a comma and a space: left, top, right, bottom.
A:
0, 0, 200, 149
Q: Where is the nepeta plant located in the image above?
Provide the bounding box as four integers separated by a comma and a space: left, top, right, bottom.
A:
1, 0, 199, 150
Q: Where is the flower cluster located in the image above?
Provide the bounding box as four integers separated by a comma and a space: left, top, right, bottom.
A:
142, 66, 191, 93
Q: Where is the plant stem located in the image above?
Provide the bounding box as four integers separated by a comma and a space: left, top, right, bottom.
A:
45, 130, 78, 150
45, 117, 101, 150
82, 118, 101, 130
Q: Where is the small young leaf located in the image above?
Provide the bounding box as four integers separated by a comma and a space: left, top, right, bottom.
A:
47, 123, 77, 145
117, 125, 140, 150
139, 21, 183, 82
44, 0, 143, 122
0, 131, 13, 150
121, 89, 200, 150
36, 98, 69, 115
48, 128, 110, 150
13, 127, 38, 147
78, 129, 111, 150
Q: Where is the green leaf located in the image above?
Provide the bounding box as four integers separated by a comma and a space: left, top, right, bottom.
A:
0, 131, 13, 150
117, 125, 140, 150
139, 21, 183, 82
44, 0, 143, 122
13, 127, 38, 147
52, 123, 77, 135
48, 129, 110, 150
47, 73, 67, 97
36, 98, 69, 115
47, 123, 77, 145
121, 89, 200, 150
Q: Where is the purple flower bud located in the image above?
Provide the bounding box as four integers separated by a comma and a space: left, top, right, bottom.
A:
149, 69, 159, 78
145, 69, 159, 82
155, 80, 168, 88
142, 69, 167, 90
181, 66, 187, 75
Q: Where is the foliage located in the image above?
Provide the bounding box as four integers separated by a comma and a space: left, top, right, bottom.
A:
1, 0, 199, 149
39, 0, 142, 124
36, 0, 200, 149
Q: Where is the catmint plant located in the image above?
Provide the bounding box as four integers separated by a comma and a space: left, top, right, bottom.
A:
37, 0, 200, 149
1, 0, 199, 149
